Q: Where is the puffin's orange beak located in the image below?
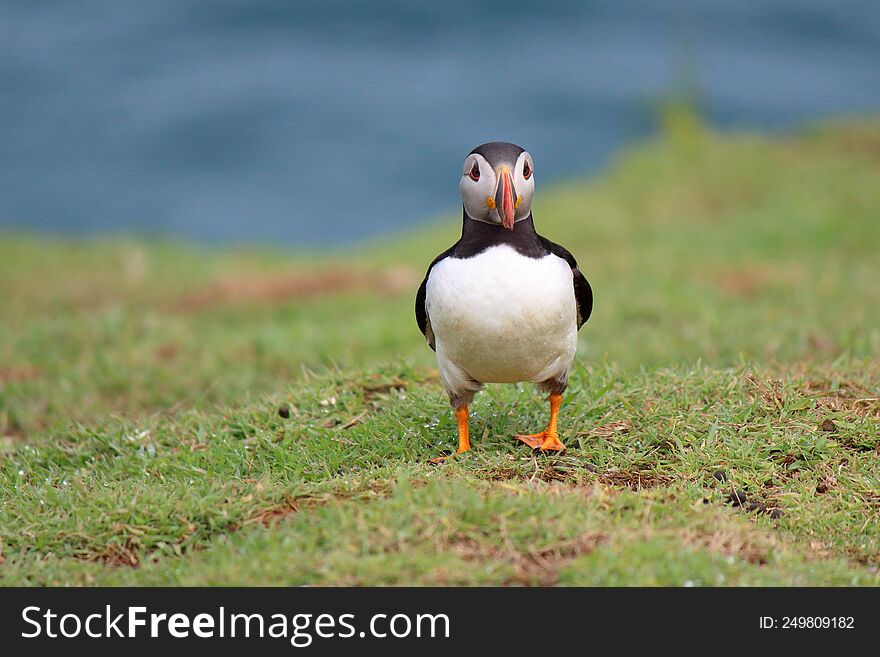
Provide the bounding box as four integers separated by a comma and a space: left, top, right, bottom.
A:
494, 168, 516, 230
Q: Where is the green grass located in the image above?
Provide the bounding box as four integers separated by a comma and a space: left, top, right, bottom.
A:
1, 116, 878, 585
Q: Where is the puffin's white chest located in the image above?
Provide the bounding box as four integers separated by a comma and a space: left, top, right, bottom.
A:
425, 245, 577, 386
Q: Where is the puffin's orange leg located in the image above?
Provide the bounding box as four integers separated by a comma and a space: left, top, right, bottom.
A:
515, 392, 565, 452
429, 404, 471, 463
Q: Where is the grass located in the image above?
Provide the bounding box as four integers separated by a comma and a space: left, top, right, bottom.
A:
1, 115, 878, 585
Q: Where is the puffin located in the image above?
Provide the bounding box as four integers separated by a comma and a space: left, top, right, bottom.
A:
416, 142, 592, 460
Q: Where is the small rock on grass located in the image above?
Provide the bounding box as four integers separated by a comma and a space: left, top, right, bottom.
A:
820, 418, 836, 432
725, 490, 749, 507
723, 490, 783, 518
277, 406, 290, 419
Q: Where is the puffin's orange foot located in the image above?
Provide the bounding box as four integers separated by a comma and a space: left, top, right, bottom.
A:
514, 431, 566, 452
514, 432, 545, 449
431, 404, 471, 463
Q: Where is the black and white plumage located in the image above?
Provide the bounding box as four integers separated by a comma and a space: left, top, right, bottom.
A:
416, 142, 592, 458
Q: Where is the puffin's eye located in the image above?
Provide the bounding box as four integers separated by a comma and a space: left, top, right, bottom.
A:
469, 162, 480, 181
523, 161, 532, 180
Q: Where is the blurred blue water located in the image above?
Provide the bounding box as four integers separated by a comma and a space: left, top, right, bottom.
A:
2, 1, 879, 245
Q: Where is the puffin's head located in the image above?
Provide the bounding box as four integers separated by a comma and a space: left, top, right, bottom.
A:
460, 142, 534, 230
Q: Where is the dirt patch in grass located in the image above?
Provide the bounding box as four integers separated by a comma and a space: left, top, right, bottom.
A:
818, 125, 880, 163
170, 266, 417, 312
66, 487, 390, 569
509, 532, 609, 585
679, 526, 774, 565
450, 532, 608, 586
745, 374, 880, 421
715, 267, 772, 299
86, 542, 142, 568
600, 469, 675, 490
582, 420, 631, 438
802, 380, 880, 418
744, 374, 786, 409
1, 416, 32, 442
246, 495, 333, 528
358, 373, 441, 414
479, 457, 599, 485
0, 366, 40, 384
450, 521, 776, 583
478, 458, 672, 491
154, 343, 179, 361
361, 379, 410, 404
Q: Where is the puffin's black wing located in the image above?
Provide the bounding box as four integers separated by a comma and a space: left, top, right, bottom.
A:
538, 236, 593, 329
415, 246, 456, 351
